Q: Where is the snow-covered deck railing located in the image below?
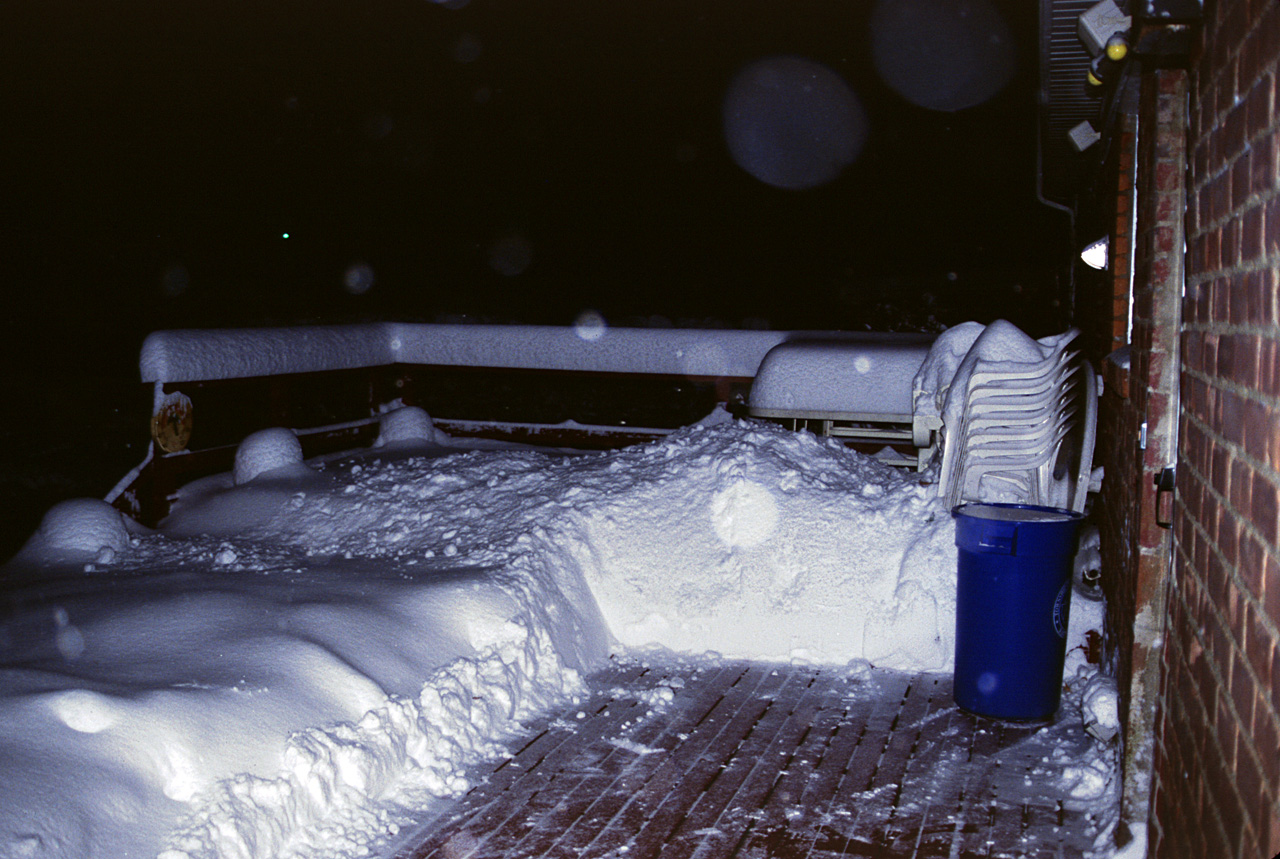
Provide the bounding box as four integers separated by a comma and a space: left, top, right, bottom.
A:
121, 323, 819, 525
115, 320, 1100, 529
117, 323, 951, 526
139, 323, 795, 384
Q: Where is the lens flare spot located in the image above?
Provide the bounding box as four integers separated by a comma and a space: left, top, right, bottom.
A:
574, 310, 607, 342
723, 55, 867, 190
870, 0, 1015, 112
343, 262, 375, 295
50, 690, 117, 734
488, 233, 533, 276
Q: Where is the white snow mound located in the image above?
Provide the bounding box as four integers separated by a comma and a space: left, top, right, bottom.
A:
234, 427, 306, 484
34, 498, 131, 559
2, 417, 965, 859
376, 406, 440, 447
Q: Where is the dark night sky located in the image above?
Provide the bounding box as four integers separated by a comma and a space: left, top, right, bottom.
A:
0, 0, 1074, 554
4, 0, 1071, 341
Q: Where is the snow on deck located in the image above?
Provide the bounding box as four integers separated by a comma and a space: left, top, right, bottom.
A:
4, 418, 1118, 859
388, 657, 1105, 859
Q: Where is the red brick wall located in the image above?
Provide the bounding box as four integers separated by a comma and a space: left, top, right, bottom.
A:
1150, 0, 1280, 855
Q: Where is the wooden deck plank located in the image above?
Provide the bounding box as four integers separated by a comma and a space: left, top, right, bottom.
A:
682, 671, 833, 859
875, 677, 975, 858
739, 671, 915, 859
516, 661, 771, 859
906, 705, 983, 858
828, 673, 943, 857
719, 671, 879, 858
491, 661, 750, 859
586, 664, 790, 859
388, 659, 1104, 859
391, 659, 657, 859
659, 666, 825, 859
463, 662, 719, 858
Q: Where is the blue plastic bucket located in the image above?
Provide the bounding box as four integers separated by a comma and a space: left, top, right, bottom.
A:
952, 502, 1085, 720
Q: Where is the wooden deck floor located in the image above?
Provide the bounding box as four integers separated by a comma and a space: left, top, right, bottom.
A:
388, 657, 1106, 859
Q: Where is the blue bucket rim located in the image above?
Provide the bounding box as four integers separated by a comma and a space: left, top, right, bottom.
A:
951, 502, 1085, 522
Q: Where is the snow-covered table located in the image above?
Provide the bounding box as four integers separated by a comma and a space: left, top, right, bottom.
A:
746, 334, 937, 469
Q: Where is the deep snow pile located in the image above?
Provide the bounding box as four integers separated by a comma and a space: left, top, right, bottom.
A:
0, 414, 1114, 859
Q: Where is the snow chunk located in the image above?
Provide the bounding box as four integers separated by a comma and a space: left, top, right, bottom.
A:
1082, 673, 1120, 743
911, 321, 986, 424
234, 427, 307, 485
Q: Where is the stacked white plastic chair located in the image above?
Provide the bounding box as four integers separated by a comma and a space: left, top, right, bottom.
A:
936, 324, 1096, 513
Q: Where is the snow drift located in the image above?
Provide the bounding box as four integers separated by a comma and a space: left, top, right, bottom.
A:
1, 417, 959, 859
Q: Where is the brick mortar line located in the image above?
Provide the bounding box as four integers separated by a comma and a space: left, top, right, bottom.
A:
1158, 612, 1248, 855
1177, 373, 1280, 483
1189, 95, 1280, 164
1202, 69, 1280, 122
1199, 20, 1280, 86
1187, 136, 1278, 198
1173, 457, 1280, 735
1185, 211, 1280, 253
1173, 474, 1280, 686
1185, 235, 1280, 268
1194, 17, 1280, 128
1179, 321, 1280, 339
1176, 420, 1280, 602
1165, 547, 1270, 855
1179, 365, 1280, 428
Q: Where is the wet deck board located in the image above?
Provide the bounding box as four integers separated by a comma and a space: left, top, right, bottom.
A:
389, 657, 1100, 859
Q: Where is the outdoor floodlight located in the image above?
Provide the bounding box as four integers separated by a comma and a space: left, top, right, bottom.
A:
1081, 237, 1109, 270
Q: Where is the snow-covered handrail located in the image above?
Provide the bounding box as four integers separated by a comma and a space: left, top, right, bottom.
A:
140, 322, 799, 384
140, 324, 396, 383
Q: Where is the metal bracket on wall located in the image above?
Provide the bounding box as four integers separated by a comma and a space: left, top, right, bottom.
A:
1154, 466, 1176, 528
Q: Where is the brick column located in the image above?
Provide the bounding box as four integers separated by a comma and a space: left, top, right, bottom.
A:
1113, 68, 1187, 839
